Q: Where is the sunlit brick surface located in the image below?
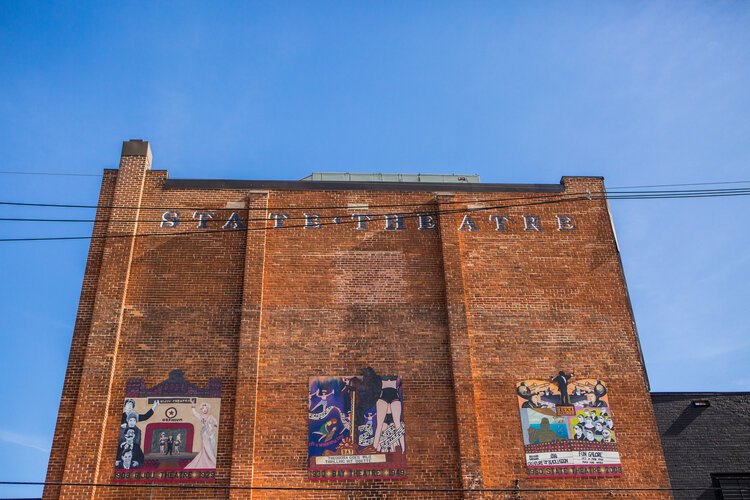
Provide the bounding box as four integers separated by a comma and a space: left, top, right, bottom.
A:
44, 142, 671, 499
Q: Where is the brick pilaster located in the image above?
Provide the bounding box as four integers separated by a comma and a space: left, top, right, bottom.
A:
57, 140, 151, 499
230, 192, 269, 498
43, 171, 117, 499
437, 195, 484, 494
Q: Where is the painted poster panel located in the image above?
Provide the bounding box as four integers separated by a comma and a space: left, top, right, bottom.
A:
113, 370, 222, 482
517, 372, 622, 478
308, 368, 406, 480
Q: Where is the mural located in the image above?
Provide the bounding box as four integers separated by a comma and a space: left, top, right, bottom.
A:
517, 372, 622, 478
113, 370, 222, 482
308, 368, 406, 480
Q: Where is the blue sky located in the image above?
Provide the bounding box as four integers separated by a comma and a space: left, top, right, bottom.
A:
1, 1, 749, 497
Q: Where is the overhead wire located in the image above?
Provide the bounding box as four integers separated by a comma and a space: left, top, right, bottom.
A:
0, 170, 103, 177
0, 190, 580, 211
0, 195, 593, 242
608, 179, 750, 189
2, 173, 747, 489
2, 167, 750, 191
2, 480, 747, 494
1, 187, 749, 242
0, 192, 591, 224
0, 185, 749, 212
0, 188, 748, 224
1, 178, 746, 493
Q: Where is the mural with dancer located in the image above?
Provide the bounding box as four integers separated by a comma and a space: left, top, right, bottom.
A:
113, 370, 222, 482
308, 368, 406, 480
516, 372, 622, 478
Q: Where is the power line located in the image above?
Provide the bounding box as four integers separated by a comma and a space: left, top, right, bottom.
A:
0, 193, 592, 224
0, 191, 582, 212
1, 480, 743, 493
0, 170, 103, 177
611, 187, 750, 199
1, 185, 749, 213
609, 180, 750, 189
0, 195, 593, 242
2, 168, 749, 192
1, 188, 749, 242
0, 187, 748, 226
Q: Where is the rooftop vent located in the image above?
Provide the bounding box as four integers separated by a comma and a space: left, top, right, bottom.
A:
300, 172, 480, 184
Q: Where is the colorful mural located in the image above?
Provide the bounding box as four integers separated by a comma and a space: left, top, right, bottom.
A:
113, 370, 222, 482
308, 368, 406, 480
517, 372, 622, 478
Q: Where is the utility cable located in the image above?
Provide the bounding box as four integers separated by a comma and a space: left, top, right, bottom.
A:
0, 195, 593, 242
0, 170, 103, 177
2, 188, 750, 242
0, 190, 582, 212
0, 480, 744, 494
2, 167, 750, 192
609, 180, 750, 189
0, 188, 749, 226
0, 193, 592, 224
1, 185, 749, 212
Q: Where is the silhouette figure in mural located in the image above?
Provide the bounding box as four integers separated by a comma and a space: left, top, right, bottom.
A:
353, 367, 405, 453
527, 417, 563, 444
551, 371, 575, 406
355, 367, 382, 427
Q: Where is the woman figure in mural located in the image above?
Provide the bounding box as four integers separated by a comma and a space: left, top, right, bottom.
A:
173, 433, 181, 455
159, 432, 167, 454
593, 380, 607, 407
313, 417, 341, 442
373, 376, 405, 454
355, 369, 381, 426
185, 402, 218, 469
573, 424, 585, 440
120, 398, 159, 429
309, 387, 335, 414
585, 429, 596, 442
604, 413, 614, 431
583, 382, 608, 407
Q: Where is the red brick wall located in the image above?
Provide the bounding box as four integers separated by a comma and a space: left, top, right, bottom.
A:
44, 170, 117, 499
45, 142, 671, 499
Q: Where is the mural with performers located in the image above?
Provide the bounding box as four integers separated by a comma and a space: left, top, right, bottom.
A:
516, 372, 622, 478
308, 367, 406, 480
113, 370, 222, 482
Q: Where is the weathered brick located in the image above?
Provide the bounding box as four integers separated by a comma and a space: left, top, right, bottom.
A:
44, 141, 671, 499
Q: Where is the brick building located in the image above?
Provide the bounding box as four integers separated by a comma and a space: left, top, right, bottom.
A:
651, 392, 750, 499
45, 140, 672, 498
